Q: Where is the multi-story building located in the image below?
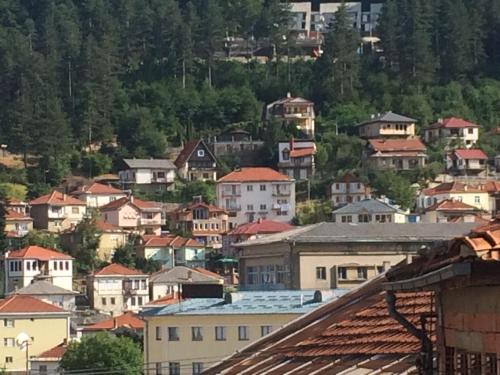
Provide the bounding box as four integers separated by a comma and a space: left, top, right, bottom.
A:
332, 198, 408, 224
363, 138, 427, 170
141, 290, 343, 375
13, 280, 77, 311
424, 117, 480, 148
265, 94, 315, 138
29, 191, 87, 232
420, 199, 484, 224
277, 139, 316, 180
2, 246, 73, 294
330, 174, 372, 207
87, 263, 149, 315
446, 148, 488, 176
5, 209, 32, 238
417, 182, 490, 212
100, 196, 164, 236
118, 159, 177, 193
216, 168, 296, 229
210, 129, 264, 167
0, 295, 70, 373
70, 181, 127, 208
6, 198, 28, 215
168, 200, 228, 248
357, 112, 416, 139
175, 139, 218, 182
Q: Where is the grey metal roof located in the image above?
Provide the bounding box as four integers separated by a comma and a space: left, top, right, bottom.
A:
13, 280, 77, 295
122, 158, 176, 170
237, 222, 477, 246
332, 199, 404, 215
150, 266, 223, 284
358, 111, 417, 127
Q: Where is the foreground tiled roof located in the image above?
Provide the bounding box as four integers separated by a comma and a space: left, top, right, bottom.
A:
142, 235, 204, 248
425, 199, 481, 212
6, 246, 73, 261
82, 312, 144, 331
94, 263, 145, 276
36, 343, 67, 359
205, 276, 432, 375
99, 196, 160, 211
230, 219, 294, 236
426, 117, 479, 129
452, 148, 488, 160
150, 266, 223, 284
0, 295, 68, 314
368, 138, 426, 152
218, 167, 290, 182
72, 182, 124, 195
30, 190, 86, 206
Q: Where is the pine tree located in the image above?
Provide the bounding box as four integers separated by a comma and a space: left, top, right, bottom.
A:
378, 0, 399, 71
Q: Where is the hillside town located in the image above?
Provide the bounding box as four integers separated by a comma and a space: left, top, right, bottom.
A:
1, 0, 500, 374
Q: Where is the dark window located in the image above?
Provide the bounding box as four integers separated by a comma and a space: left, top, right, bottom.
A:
337, 267, 347, 280
192, 327, 203, 341
316, 267, 327, 280
357, 267, 368, 280
215, 326, 226, 341
238, 326, 249, 341
168, 362, 180, 375
155, 326, 162, 340
168, 327, 179, 341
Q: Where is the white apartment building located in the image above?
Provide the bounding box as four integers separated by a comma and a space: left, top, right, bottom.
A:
119, 159, 177, 193
330, 174, 372, 207
216, 168, 296, 229
2, 246, 73, 294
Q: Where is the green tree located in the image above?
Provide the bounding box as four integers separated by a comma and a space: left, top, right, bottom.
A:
179, 180, 216, 204
60, 333, 142, 375
378, 0, 399, 71
370, 170, 417, 210
72, 217, 102, 273
112, 242, 137, 269
22, 231, 59, 249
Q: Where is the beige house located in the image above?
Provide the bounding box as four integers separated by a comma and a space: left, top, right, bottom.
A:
5, 209, 33, 238
141, 290, 341, 375
87, 263, 149, 314
417, 182, 490, 212
332, 198, 408, 224
357, 112, 416, 139
330, 174, 372, 208
235, 222, 477, 291
0, 295, 70, 373
70, 181, 126, 208
424, 117, 479, 148
29, 191, 87, 232
446, 148, 488, 176
364, 138, 427, 170
265, 94, 316, 138
100, 196, 164, 236
421, 199, 485, 223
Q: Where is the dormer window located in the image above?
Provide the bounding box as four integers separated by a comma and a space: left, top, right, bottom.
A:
282, 148, 290, 161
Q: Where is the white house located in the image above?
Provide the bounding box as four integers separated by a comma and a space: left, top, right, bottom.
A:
330, 174, 372, 207
216, 168, 296, 229
277, 139, 316, 180
2, 246, 73, 294
332, 198, 408, 224
446, 149, 488, 176
70, 181, 127, 208
424, 117, 480, 148
118, 159, 177, 193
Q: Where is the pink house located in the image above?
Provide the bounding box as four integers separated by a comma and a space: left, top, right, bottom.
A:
100, 196, 163, 236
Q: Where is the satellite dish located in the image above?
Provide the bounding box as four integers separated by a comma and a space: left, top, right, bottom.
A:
16, 332, 31, 351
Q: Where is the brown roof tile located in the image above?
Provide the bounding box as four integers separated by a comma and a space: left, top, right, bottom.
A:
6, 246, 72, 261
368, 138, 426, 152
0, 295, 67, 314
82, 312, 143, 331
30, 191, 86, 206
94, 263, 146, 276
218, 168, 290, 183
72, 182, 124, 195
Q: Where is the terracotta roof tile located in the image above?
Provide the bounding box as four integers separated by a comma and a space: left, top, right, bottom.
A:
333, 173, 362, 183
94, 263, 146, 276
6, 246, 72, 261
36, 343, 67, 359
229, 220, 294, 236
0, 295, 67, 313
147, 295, 182, 306
142, 235, 204, 248
72, 182, 124, 195
289, 147, 315, 158
95, 220, 123, 232
425, 199, 480, 212
82, 312, 144, 331
193, 267, 222, 278
100, 196, 160, 211
422, 182, 485, 196
5, 209, 32, 220
368, 138, 426, 152
427, 117, 480, 129
452, 148, 488, 160
218, 167, 290, 182
30, 191, 86, 206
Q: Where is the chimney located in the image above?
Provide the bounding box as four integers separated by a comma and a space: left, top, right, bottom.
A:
113, 317, 118, 329
290, 137, 295, 151
63, 193, 67, 201
286, 92, 291, 98
257, 218, 263, 224
130, 196, 134, 203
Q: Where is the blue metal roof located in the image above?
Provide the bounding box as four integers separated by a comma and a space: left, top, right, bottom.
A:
142, 289, 348, 316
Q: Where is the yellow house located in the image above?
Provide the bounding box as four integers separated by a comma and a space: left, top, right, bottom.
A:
141, 290, 343, 375
5, 209, 33, 238
0, 294, 70, 372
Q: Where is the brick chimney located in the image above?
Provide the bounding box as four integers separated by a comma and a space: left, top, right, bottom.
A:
290, 137, 295, 151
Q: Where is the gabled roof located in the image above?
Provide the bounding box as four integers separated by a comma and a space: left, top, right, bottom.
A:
358, 111, 417, 126
142, 235, 204, 248
268, 96, 313, 106
5, 209, 32, 221
422, 182, 486, 196
205, 276, 432, 375
122, 158, 176, 170
71, 182, 125, 195
229, 219, 294, 236
0, 295, 68, 314
95, 220, 124, 232
368, 138, 426, 152
150, 266, 223, 284
332, 198, 405, 215
82, 312, 144, 332
217, 167, 290, 182
426, 117, 480, 129
36, 342, 67, 359
425, 199, 481, 212
451, 148, 488, 160
172, 202, 227, 215
14, 280, 77, 296
289, 147, 315, 158
30, 191, 86, 206
99, 196, 161, 212
174, 139, 216, 168
6, 246, 73, 261
94, 263, 146, 277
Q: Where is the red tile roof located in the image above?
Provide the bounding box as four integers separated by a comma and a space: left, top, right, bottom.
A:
99, 196, 160, 211
0, 295, 67, 313
452, 148, 488, 160
422, 182, 485, 196
142, 235, 204, 248
5, 209, 32, 221
30, 191, 86, 206
36, 343, 67, 359
95, 220, 123, 232
425, 199, 480, 212
6, 246, 73, 261
427, 117, 479, 129
94, 263, 146, 276
484, 181, 500, 193
82, 312, 144, 331
193, 267, 222, 279
218, 167, 290, 182
147, 295, 182, 306
230, 219, 294, 236
290, 147, 315, 158
368, 138, 426, 152
333, 173, 363, 183
72, 182, 124, 195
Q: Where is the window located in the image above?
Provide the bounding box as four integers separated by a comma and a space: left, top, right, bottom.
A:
341, 215, 352, 223
247, 266, 258, 285
259, 204, 266, 211
156, 326, 162, 340
110, 298, 116, 305
134, 280, 140, 289
168, 327, 179, 341
276, 265, 290, 284
169, 362, 180, 375
138, 297, 143, 305
156, 362, 162, 375
5, 357, 13, 364
101, 297, 107, 306
54, 262, 58, 271
377, 266, 385, 274
357, 267, 368, 280
4, 319, 14, 328
247, 185, 253, 192
192, 363, 203, 375
39, 365, 48, 375
337, 267, 347, 280
4, 338, 14, 347
65, 261, 69, 270
260, 184, 266, 191
238, 326, 249, 341
260, 265, 275, 284
358, 214, 370, 223
192, 327, 203, 341
72, 207, 79, 214
215, 326, 226, 341
197, 149, 205, 157
316, 267, 327, 280
475, 196, 480, 204
130, 297, 136, 306
468, 128, 474, 134
261, 325, 272, 336
27, 261, 30, 271
141, 280, 147, 289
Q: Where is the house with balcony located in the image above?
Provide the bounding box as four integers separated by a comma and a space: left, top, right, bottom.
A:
118, 158, 177, 193
265, 94, 315, 138
2, 246, 73, 294
5, 209, 32, 238
6, 198, 28, 214
446, 148, 488, 176
363, 138, 427, 170
210, 129, 265, 167
357, 112, 416, 139
332, 198, 408, 224
424, 117, 480, 148
175, 139, 218, 182
70, 181, 126, 208
100, 196, 164, 236
168, 199, 228, 248
29, 191, 87, 232
330, 174, 372, 208
87, 263, 149, 314
216, 168, 296, 229
277, 139, 316, 180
